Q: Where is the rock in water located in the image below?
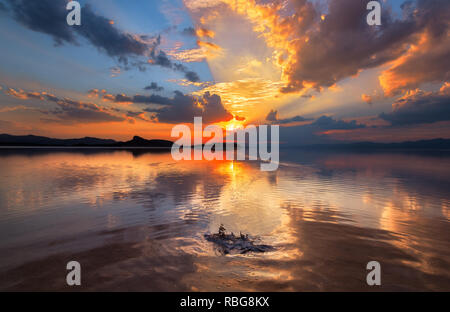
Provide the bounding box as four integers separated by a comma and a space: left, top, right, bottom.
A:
204, 225, 274, 255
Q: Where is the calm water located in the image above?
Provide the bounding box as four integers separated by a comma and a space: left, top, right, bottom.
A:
0, 148, 449, 291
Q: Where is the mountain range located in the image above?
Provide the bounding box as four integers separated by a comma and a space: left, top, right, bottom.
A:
0, 134, 173, 148
0, 134, 449, 150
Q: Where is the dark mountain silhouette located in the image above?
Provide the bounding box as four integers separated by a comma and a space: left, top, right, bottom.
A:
0, 134, 173, 148
302, 138, 450, 150
114, 136, 173, 148
0, 134, 116, 146
0, 133, 449, 150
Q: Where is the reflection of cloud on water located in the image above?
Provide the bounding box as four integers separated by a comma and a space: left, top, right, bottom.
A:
0, 149, 449, 291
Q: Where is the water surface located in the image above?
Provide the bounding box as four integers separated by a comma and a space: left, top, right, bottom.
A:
0, 148, 449, 291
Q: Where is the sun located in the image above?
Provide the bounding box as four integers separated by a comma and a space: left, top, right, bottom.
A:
220, 117, 246, 132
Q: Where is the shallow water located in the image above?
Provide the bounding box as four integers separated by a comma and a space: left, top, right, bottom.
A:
0, 148, 449, 291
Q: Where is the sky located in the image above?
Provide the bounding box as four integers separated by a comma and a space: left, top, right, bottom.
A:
0, 0, 448, 144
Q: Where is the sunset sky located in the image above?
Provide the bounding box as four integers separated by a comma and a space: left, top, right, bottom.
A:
0, 0, 448, 144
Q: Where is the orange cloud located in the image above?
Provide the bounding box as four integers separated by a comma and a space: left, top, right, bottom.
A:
187, 0, 449, 97
379, 31, 450, 96
101, 93, 133, 105
193, 78, 289, 121
361, 94, 373, 105
196, 40, 221, 50
6, 88, 34, 100
196, 28, 215, 38
167, 40, 223, 63
167, 47, 208, 62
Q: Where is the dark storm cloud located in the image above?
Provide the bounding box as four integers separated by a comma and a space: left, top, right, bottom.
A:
4, 0, 148, 56
77, 4, 149, 57
148, 37, 201, 82
3, 0, 201, 81
4, 0, 76, 45
0, 2, 8, 12
104, 93, 173, 106
184, 71, 200, 83
280, 0, 448, 93
265, 109, 311, 124
310, 116, 366, 130
144, 91, 233, 124
100, 89, 233, 124
279, 115, 366, 145
379, 84, 450, 126
379, 0, 450, 95
181, 27, 196, 36
144, 82, 164, 92
266, 110, 277, 122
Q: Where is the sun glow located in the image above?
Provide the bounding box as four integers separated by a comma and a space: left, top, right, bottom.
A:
219, 117, 246, 131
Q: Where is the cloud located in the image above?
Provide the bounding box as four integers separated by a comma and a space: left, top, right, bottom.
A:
0, 1, 8, 12
144, 91, 233, 124
0, 120, 14, 129
167, 41, 223, 63
196, 28, 215, 38
87, 89, 107, 98
196, 0, 447, 95
266, 109, 277, 122
167, 47, 209, 63
179, 26, 216, 38
379, 1, 450, 95
144, 82, 164, 92
279, 0, 420, 92
196, 40, 220, 50
361, 94, 373, 105
78, 4, 150, 58
311, 115, 366, 130
4, 0, 149, 56
96, 88, 234, 124
3, 0, 201, 81
5, 88, 45, 100
0, 105, 30, 113
4, 0, 76, 45
280, 115, 366, 145
193, 78, 285, 117
101, 92, 172, 106
148, 36, 201, 81
4, 87, 126, 124
181, 27, 196, 36
48, 98, 125, 123
379, 83, 450, 126
184, 70, 200, 82
265, 109, 311, 124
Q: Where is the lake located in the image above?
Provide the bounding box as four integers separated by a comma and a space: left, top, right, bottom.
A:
0, 148, 449, 291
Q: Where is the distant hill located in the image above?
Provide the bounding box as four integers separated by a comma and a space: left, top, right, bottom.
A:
0, 134, 116, 146
114, 136, 173, 148
303, 138, 450, 150
1, 134, 449, 150
0, 134, 173, 148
